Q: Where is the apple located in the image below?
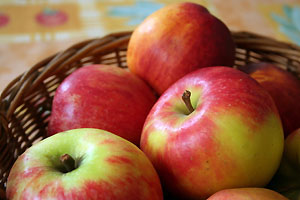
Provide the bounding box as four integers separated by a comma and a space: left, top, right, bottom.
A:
238, 62, 300, 137
48, 64, 157, 146
280, 128, 300, 180
6, 128, 164, 200
127, 2, 235, 95
207, 188, 288, 200
267, 128, 300, 200
140, 66, 284, 199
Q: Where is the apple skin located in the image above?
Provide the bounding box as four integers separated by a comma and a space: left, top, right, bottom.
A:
48, 64, 157, 146
207, 188, 288, 200
140, 67, 284, 199
267, 128, 300, 200
238, 62, 300, 137
6, 128, 163, 200
281, 128, 300, 178
127, 2, 235, 95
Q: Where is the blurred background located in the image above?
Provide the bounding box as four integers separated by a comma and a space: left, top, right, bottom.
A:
0, 0, 299, 92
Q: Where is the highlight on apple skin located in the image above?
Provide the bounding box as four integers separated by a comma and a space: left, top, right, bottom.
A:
238, 62, 300, 137
48, 64, 157, 146
207, 187, 289, 200
6, 128, 164, 200
140, 66, 284, 199
127, 2, 236, 95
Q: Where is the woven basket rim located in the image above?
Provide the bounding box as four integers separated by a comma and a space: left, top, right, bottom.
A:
1, 31, 300, 109
1, 30, 300, 99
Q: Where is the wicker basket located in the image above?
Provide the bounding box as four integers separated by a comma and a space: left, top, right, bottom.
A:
0, 31, 300, 199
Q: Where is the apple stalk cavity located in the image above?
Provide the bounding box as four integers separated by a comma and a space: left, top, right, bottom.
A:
60, 154, 76, 173
182, 90, 194, 114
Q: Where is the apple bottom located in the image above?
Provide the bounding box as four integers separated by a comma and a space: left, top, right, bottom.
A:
141, 111, 283, 199
6, 128, 163, 200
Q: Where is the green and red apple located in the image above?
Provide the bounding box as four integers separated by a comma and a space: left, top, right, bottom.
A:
238, 62, 300, 137
127, 2, 235, 94
268, 128, 300, 200
48, 64, 157, 146
140, 67, 284, 199
6, 128, 163, 200
207, 188, 288, 200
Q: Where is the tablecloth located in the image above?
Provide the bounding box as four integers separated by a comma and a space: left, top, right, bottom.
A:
0, 0, 299, 92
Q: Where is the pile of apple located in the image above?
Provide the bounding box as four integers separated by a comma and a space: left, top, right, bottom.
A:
6, 2, 300, 200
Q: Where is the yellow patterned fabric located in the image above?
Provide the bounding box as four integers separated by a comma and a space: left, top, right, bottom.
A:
0, 0, 299, 92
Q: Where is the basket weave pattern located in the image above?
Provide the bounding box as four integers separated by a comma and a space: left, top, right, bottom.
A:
0, 31, 300, 199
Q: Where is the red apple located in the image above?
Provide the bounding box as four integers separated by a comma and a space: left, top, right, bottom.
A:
207, 188, 288, 200
238, 62, 300, 137
6, 128, 163, 199
48, 64, 157, 146
140, 67, 284, 199
127, 2, 236, 95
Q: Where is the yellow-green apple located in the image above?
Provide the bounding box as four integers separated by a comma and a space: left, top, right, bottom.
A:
268, 128, 300, 200
140, 66, 284, 199
238, 62, 300, 137
127, 2, 235, 95
48, 64, 157, 146
6, 128, 163, 200
207, 188, 288, 200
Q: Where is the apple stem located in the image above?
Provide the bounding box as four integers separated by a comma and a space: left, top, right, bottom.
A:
182, 90, 194, 114
60, 154, 76, 172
